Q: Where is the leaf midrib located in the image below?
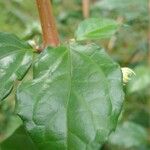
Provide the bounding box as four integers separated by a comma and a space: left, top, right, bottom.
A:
66, 45, 72, 150
65, 47, 112, 149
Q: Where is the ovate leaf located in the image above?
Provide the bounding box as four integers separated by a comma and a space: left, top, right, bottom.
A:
0, 32, 33, 101
16, 43, 124, 150
109, 121, 148, 148
75, 18, 119, 41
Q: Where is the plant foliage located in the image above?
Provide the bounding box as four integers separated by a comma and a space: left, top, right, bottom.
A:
16, 42, 124, 149
0, 18, 124, 150
0, 32, 33, 101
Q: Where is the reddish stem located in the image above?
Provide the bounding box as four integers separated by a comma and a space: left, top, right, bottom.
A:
148, 0, 150, 65
82, 0, 90, 18
36, 0, 60, 48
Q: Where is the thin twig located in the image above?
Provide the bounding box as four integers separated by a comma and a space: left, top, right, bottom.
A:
108, 16, 124, 52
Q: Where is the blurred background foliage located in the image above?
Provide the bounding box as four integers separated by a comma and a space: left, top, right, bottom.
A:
0, 0, 149, 150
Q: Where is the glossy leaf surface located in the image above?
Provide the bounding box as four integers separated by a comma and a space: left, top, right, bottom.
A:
17, 43, 124, 150
0, 32, 33, 101
75, 18, 119, 41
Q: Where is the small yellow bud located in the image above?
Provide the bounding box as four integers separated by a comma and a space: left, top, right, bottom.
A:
121, 67, 135, 84
70, 39, 76, 42
28, 40, 36, 48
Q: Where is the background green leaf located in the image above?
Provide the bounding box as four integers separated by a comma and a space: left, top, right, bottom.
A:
96, 0, 147, 20
0, 126, 36, 150
109, 121, 148, 148
75, 18, 119, 41
0, 116, 22, 143
127, 66, 150, 94
16, 43, 124, 150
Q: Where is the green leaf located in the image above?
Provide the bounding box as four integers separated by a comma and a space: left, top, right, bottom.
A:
0, 116, 22, 143
75, 18, 119, 41
109, 121, 148, 148
16, 42, 124, 150
98, 0, 147, 20
0, 32, 33, 101
127, 66, 150, 94
0, 126, 37, 150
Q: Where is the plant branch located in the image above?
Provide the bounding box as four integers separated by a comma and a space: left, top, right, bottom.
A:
148, 0, 150, 65
108, 16, 124, 52
82, 0, 90, 18
36, 0, 60, 48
